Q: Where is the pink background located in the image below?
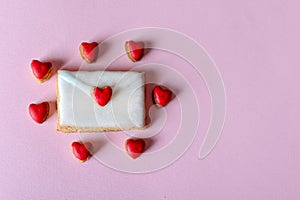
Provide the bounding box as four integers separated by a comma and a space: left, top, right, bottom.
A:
1, 0, 300, 199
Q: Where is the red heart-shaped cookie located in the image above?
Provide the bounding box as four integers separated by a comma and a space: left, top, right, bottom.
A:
28, 102, 49, 124
125, 41, 144, 62
30, 60, 53, 83
71, 142, 90, 162
153, 86, 172, 107
92, 86, 112, 106
125, 139, 146, 159
80, 42, 98, 63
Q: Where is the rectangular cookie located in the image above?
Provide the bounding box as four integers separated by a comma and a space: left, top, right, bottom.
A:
56, 70, 145, 133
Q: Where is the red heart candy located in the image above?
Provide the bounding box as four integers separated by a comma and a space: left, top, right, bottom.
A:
28, 102, 49, 124
30, 60, 53, 83
71, 142, 90, 162
92, 86, 112, 106
125, 139, 146, 159
80, 42, 98, 63
153, 86, 172, 107
125, 41, 144, 62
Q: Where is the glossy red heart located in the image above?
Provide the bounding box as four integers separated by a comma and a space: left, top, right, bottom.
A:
92, 86, 112, 106
80, 42, 98, 63
153, 86, 172, 107
28, 102, 49, 124
30, 60, 53, 83
125, 139, 146, 159
125, 41, 144, 62
71, 142, 90, 162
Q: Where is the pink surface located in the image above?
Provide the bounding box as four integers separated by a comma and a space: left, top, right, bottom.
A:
1, 0, 300, 199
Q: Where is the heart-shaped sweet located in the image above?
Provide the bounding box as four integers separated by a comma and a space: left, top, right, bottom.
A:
28, 102, 49, 124
125, 41, 144, 62
71, 142, 90, 162
30, 60, 53, 83
125, 138, 146, 159
153, 86, 172, 107
92, 86, 112, 106
79, 42, 98, 63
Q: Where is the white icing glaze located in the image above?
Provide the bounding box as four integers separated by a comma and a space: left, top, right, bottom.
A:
59, 71, 92, 97
57, 70, 145, 130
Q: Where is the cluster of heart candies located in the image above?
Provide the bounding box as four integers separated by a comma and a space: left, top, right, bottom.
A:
28, 40, 173, 162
